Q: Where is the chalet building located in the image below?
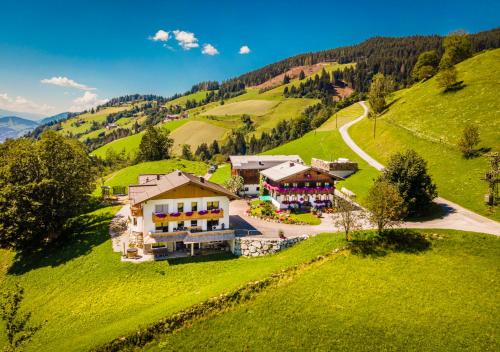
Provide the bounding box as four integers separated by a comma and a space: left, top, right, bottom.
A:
311, 157, 358, 178
229, 155, 303, 195
260, 161, 342, 209
128, 170, 239, 258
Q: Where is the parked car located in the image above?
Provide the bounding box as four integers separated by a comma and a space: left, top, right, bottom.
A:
208, 165, 218, 173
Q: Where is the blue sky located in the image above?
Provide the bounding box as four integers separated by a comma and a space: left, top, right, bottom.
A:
0, 0, 499, 117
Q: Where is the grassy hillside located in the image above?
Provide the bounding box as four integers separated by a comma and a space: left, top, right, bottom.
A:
144, 230, 500, 351
350, 49, 500, 220
201, 99, 279, 116
92, 68, 329, 160
92, 119, 188, 159
263, 102, 379, 203
99, 159, 208, 192
0, 208, 347, 352
169, 121, 227, 153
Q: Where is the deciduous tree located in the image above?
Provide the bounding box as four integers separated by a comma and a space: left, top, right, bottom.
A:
365, 180, 406, 234
0, 131, 96, 249
136, 126, 173, 162
380, 150, 437, 215
439, 30, 472, 69
412, 50, 439, 81
368, 73, 394, 115
458, 124, 480, 158
334, 197, 363, 241
436, 66, 458, 91
224, 175, 244, 194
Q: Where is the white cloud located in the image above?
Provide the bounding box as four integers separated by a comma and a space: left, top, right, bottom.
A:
239, 45, 251, 54
172, 30, 199, 49
202, 43, 219, 56
41, 76, 96, 91
0, 92, 55, 115
150, 29, 169, 42
68, 92, 108, 112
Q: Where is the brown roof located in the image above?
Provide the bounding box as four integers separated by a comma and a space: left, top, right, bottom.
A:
129, 170, 239, 205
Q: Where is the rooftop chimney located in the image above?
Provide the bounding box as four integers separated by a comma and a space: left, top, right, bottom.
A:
289, 162, 295, 167
200, 176, 205, 183
178, 171, 182, 176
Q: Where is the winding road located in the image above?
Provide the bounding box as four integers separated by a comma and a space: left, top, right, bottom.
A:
339, 101, 500, 236
230, 101, 500, 238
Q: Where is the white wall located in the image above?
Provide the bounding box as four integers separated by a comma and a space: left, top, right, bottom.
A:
241, 184, 260, 196
134, 195, 230, 235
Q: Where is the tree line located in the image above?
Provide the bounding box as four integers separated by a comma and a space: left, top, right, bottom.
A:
224, 28, 500, 91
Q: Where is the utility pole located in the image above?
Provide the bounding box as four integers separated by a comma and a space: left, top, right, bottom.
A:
373, 115, 377, 139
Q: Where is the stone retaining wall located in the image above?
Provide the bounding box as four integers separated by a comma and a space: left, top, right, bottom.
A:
233, 235, 308, 257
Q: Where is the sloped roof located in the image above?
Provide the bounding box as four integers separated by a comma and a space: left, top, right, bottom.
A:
129, 170, 239, 205
260, 161, 343, 182
229, 155, 302, 170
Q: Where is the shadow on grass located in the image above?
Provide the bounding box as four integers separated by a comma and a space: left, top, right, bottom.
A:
349, 229, 431, 258
443, 81, 466, 93
8, 212, 114, 275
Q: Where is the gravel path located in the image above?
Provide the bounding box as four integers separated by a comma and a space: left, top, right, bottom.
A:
339, 101, 500, 236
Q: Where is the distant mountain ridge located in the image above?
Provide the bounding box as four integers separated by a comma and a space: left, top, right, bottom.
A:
0, 112, 69, 142
0, 116, 39, 142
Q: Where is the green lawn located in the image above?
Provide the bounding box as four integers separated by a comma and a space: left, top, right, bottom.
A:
289, 212, 321, 225
145, 229, 500, 352
349, 49, 500, 220
208, 163, 231, 184
92, 119, 189, 160
262, 103, 380, 204
101, 159, 208, 192
169, 120, 228, 153
0, 208, 347, 352
202, 99, 279, 116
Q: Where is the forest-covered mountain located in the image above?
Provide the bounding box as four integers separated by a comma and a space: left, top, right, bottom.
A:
227, 28, 500, 91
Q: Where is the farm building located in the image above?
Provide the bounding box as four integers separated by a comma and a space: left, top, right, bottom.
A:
128, 170, 239, 259
260, 161, 342, 210
229, 155, 303, 195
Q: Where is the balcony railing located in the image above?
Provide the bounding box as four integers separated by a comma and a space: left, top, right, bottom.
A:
152, 209, 224, 223
263, 182, 334, 194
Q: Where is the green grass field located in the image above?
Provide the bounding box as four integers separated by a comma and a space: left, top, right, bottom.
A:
202, 99, 279, 116
164, 90, 210, 108
169, 120, 228, 153
208, 163, 231, 184
92, 119, 188, 159
101, 159, 208, 191
349, 49, 500, 220
0, 208, 348, 352
144, 229, 500, 352
262, 102, 380, 203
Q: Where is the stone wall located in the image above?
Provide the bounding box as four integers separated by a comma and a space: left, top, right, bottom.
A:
233, 235, 308, 257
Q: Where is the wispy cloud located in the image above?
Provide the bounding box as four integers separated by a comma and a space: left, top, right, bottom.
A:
68, 92, 108, 112
0, 92, 55, 115
41, 76, 96, 91
202, 43, 219, 56
150, 29, 169, 42
239, 45, 251, 54
172, 30, 199, 49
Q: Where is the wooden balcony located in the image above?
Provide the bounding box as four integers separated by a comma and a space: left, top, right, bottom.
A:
188, 229, 235, 237
152, 209, 224, 223
149, 230, 188, 238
